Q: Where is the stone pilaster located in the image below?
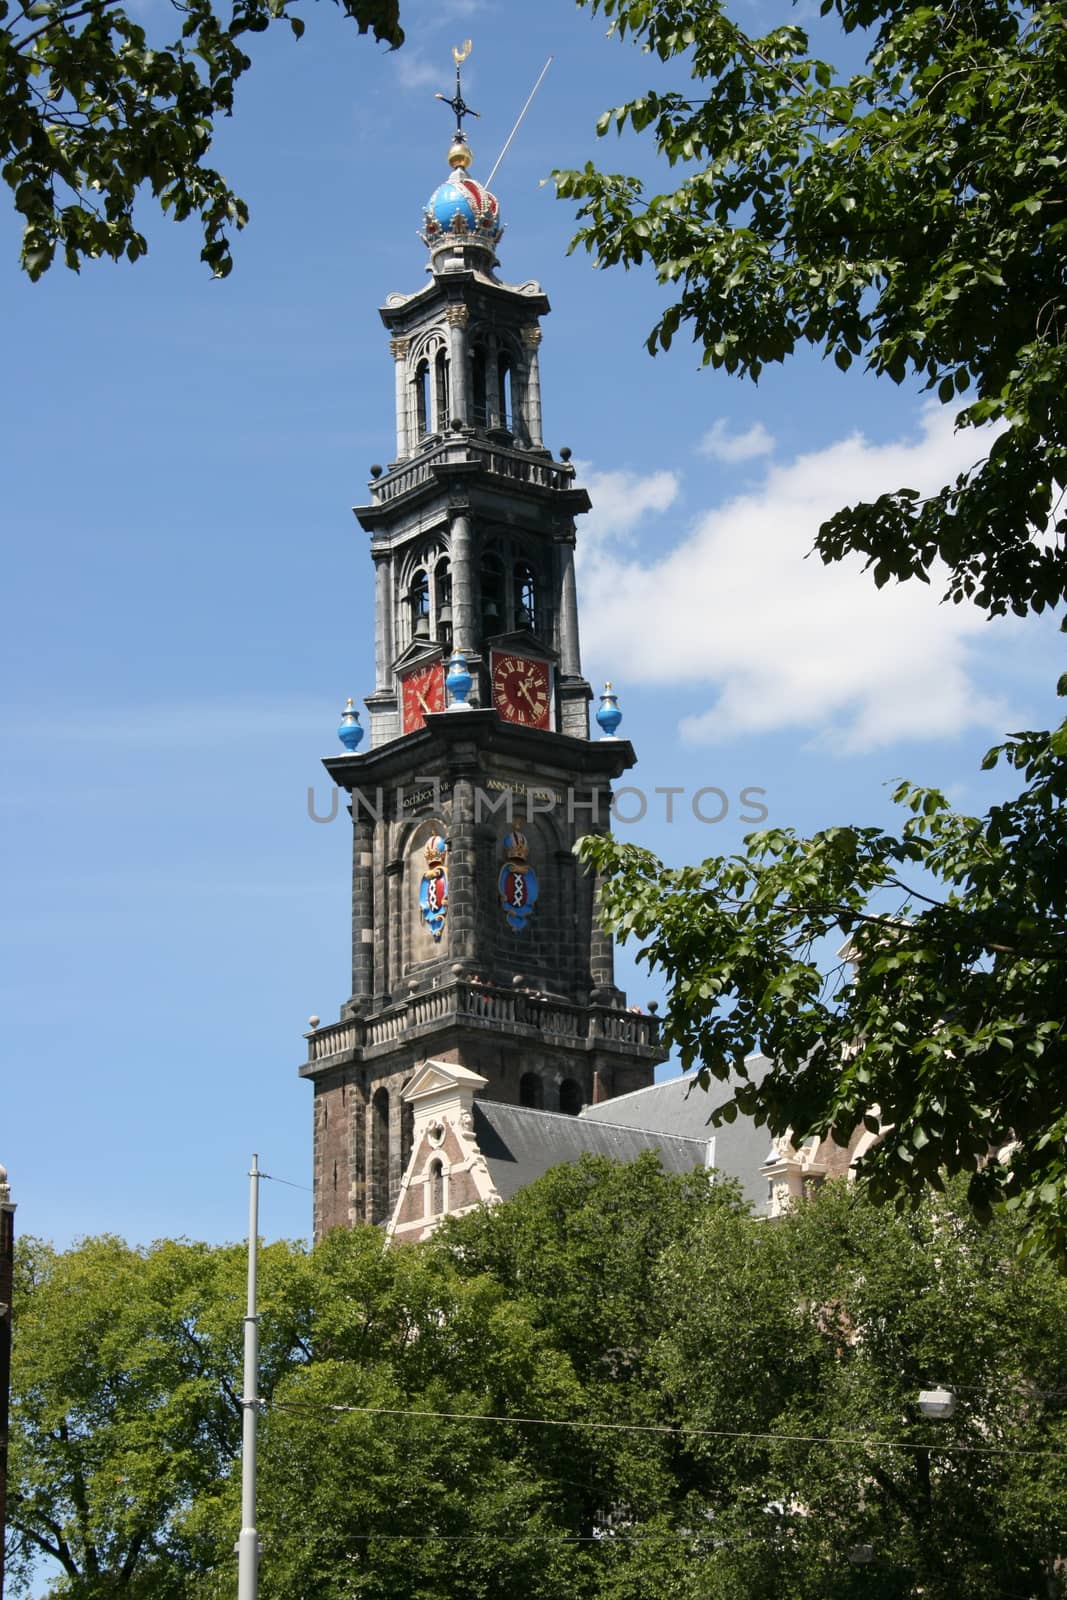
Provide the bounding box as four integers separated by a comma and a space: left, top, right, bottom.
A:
522, 325, 544, 449
390, 336, 411, 460
349, 812, 375, 1010
445, 305, 469, 425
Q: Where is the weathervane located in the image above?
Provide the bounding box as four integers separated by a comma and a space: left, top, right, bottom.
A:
435, 40, 480, 135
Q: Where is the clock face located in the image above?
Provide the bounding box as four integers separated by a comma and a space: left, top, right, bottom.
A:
491, 651, 551, 730
400, 661, 446, 734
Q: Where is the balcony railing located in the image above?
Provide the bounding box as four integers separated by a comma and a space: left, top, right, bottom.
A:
302, 979, 662, 1069
372, 438, 572, 506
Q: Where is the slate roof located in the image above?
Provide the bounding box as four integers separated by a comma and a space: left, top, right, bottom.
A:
580, 1058, 774, 1214
472, 1101, 712, 1204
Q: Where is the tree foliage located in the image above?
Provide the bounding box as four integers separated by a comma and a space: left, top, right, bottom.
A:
0, 0, 402, 277
556, 0, 1067, 618
555, 0, 1067, 1257
6, 1232, 314, 1596
581, 711, 1067, 1255
9, 1162, 1067, 1597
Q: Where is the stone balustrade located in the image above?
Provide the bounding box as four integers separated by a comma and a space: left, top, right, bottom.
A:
303, 980, 661, 1068
371, 439, 572, 506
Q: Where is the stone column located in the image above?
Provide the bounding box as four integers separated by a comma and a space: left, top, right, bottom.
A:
559, 537, 582, 678
390, 337, 411, 460
450, 511, 475, 654
386, 853, 404, 1001
349, 812, 375, 1008
446, 773, 478, 970
589, 839, 618, 1001
522, 325, 544, 449
375, 822, 393, 1008
373, 548, 393, 691
446, 305, 469, 425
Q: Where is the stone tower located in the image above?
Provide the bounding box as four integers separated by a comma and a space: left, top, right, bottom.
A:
299, 104, 666, 1240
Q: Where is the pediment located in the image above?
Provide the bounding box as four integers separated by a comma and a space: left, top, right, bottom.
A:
392, 639, 447, 675
403, 1059, 488, 1103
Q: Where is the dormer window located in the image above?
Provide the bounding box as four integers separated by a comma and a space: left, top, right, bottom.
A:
429, 1158, 445, 1216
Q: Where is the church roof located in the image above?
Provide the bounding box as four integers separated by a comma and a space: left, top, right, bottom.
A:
472, 1101, 712, 1203
580, 1058, 774, 1213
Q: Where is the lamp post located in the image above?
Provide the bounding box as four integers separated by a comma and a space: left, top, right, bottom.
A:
917, 1386, 957, 1420
844, 1388, 958, 1580
0, 1164, 15, 1600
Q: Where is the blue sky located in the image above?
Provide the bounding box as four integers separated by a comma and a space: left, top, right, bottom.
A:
2, 0, 1060, 1253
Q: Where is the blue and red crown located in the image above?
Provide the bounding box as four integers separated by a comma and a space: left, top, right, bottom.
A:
421, 172, 504, 253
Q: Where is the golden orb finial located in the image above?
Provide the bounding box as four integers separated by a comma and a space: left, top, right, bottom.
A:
448, 134, 473, 170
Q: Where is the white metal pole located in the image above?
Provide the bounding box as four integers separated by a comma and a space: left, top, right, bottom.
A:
485, 57, 553, 188
237, 1154, 260, 1600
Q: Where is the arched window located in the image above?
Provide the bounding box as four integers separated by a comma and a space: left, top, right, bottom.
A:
429, 1158, 445, 1216
519, 1072, 544, 1109
435, 557, 453, 650
414, 360, 430, 441
480, 550, 504, 636
497, 353, 512, 432
559, 1079, 583, 1116
471, 345, 488, 428
434, 348, 450, 433
514, 561, 537, 632
410, 569, 430, 641
371, 1087, 390, 1224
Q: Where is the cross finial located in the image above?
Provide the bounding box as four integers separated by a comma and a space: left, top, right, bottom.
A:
435, 39, 480, 135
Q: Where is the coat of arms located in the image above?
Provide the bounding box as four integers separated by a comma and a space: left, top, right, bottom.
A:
498, 827, 539, 932
419, 834, 449, 941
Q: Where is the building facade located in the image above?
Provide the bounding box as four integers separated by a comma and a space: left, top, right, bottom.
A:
298, 117, 667, 1240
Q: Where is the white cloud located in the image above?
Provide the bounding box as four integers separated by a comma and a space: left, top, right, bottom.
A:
577, 406, 1016, 752
577, 465, 680, 552
394, 54, 441, 92
698, 418, 776, 463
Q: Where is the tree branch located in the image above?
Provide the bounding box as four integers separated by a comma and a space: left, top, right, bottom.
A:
13, 0, 132, 54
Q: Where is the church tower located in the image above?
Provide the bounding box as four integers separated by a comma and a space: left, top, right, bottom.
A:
300, 68, 666, 1239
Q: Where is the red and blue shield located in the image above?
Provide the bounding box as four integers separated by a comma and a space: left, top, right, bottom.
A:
419, 834, 449, 941
498, 829, 539, 933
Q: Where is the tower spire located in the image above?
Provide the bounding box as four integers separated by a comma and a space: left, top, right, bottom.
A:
420, 41, 503, 262
435, 40, 480, 166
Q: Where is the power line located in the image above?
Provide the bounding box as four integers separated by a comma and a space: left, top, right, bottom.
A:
268, 1400, 1065, 1459
259, 1171, 313, 1193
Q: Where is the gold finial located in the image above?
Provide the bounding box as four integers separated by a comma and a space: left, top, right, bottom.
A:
345, 697, 354, 709
448, 135, 473, 171
604, 681, 613, 692
453, 39, 472, 66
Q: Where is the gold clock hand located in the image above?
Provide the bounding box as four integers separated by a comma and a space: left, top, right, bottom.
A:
517, 677, 539, 710
416, 689, 432, 714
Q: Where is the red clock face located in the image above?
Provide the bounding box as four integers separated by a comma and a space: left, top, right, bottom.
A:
400, 662, 446, 734
491, 651, 551, 729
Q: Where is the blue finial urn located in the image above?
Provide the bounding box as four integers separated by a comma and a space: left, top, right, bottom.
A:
445, 651, 473, 711
596, 681, 622, 740
337, 697, 364, 752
